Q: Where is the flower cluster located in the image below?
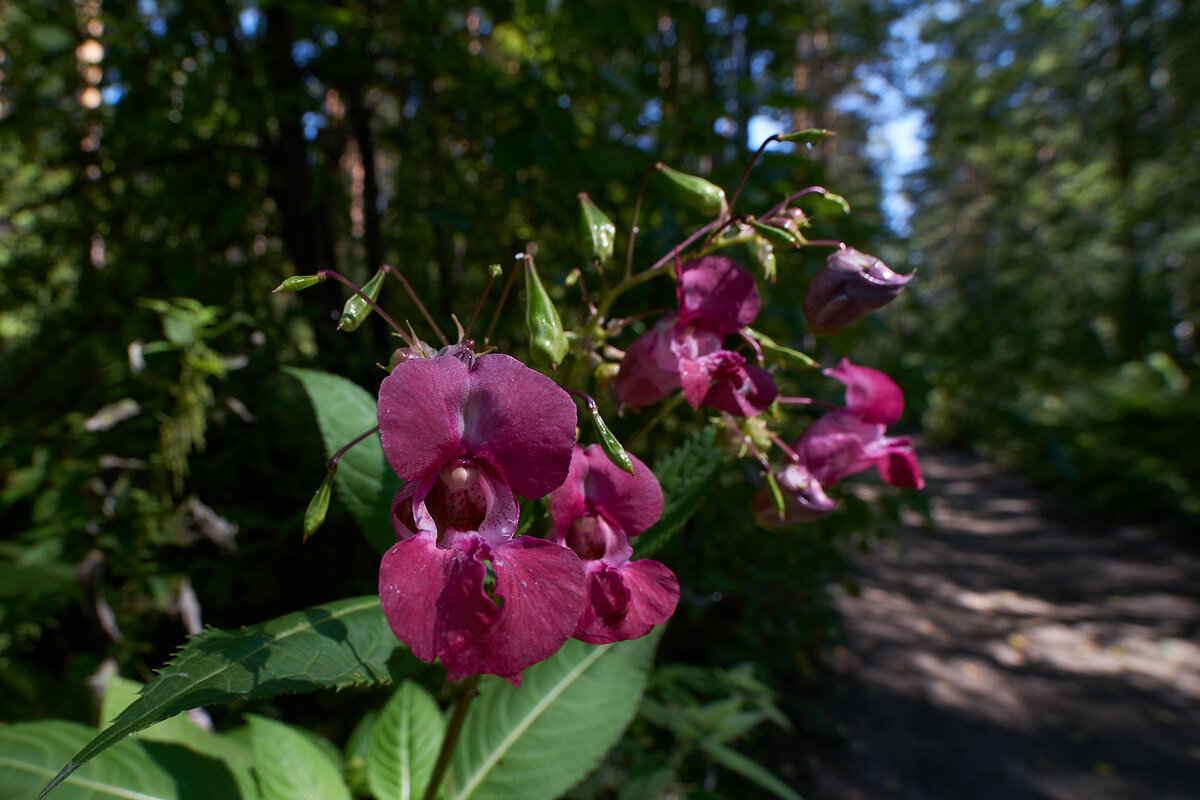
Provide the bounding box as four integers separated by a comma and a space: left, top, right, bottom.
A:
616, 255, 777, 417
269, 161, 930, 687
377, 349, 676, 684
756, 359, 925, 527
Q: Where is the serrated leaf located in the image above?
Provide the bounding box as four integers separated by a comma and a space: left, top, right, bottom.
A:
367, 681, 445, 800
283, 367, 399, 553
40, 596, 411, 799
634, 426, 725, 557
446, 630, 662, 800
100, 675, 258, 795
699, 741, 804, 800
247, 716, 352, 800
2, 720, 245, 800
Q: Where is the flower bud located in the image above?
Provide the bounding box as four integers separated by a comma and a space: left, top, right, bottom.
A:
803, 247, 913, 335
303, 469, 335, 541
338, 267, 386, 332
655, 163, 728, 218
578, 193, 616, 266
523, 258, 569, 369
273, 274, 325, 293
585, 402, 635, 474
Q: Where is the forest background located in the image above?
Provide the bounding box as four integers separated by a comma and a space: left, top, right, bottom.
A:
2, 0, 1198, 795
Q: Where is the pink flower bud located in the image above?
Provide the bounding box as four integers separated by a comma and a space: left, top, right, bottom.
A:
803, 247, 912, 335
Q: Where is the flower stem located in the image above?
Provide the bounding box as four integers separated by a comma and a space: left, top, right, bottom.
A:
327, 425, 380, 471
725, 134, 780, 221
623, 164, 657, 281
383, 264, 449, 346
423, 675, 479, 800
484, 258, 521, 346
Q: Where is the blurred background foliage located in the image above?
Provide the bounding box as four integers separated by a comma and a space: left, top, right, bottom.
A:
1, 0, 1197, 795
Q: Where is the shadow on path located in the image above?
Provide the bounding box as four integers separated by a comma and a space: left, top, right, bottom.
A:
805, 448, 1200, 800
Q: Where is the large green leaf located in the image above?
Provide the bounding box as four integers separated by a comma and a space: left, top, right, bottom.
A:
39, 596, 411, 799
283, 366, 399, 553
634, 425, 724, 557
99, 676, 259, 798
1, 721, 245, 800
445, 629, 662, 800
367, 681, 445, 800
247, 716, 352, 800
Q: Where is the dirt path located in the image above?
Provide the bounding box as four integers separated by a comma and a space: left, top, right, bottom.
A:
804, 448, 1200, 800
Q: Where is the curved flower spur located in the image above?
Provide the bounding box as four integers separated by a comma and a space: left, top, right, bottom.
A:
376, 349, 586, 685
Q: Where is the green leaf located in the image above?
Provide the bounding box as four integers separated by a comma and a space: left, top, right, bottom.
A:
2, 721, 180, 800
699, 741, 804, 800
367, 681, 446, 800
446, 630, 662, 800
283, 366, 399, 553
98, 675, 258, 798
634, 426, 725, 557
2, 720, 247, 800
344, 710, 379, 797
39, 596, 411, 799
247, 716, 352, 800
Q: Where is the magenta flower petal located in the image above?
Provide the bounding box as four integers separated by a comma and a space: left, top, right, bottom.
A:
442, 536, 585, 684
379, 533, 584, 685
379, 356, 471, 481
617, 317, 682, 408
794, 410, 879, 486
825, 358, 904, 425
866, 435, 925, 489
378, 534, 493, 665
803, 247, 911, 335
551, 445, 663, 536
678, 256, 761, 334
702, 362, 778, 418
379, 353, 576, 498
575, 560, 679, 645
458, 354, 577, 498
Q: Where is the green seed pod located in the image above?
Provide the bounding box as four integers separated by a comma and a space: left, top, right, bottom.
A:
749, 219, 801, 247
524, 259, 569, 369
303, 469, 335, 542
587, 402, 635, 474
578, 192, 616, 266
777, 128, 833, 147
273, 274, 325, 293
338, 267, 386, 332
655, 163, 728, 217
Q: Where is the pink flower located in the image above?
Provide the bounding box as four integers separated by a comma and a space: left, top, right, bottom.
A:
548, 445, 679, 644
377, 351, 585, 685
755, 359, 922, 526
617, 256, 777, 417
795, 359, 923, 489
803, 247, 911, 335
